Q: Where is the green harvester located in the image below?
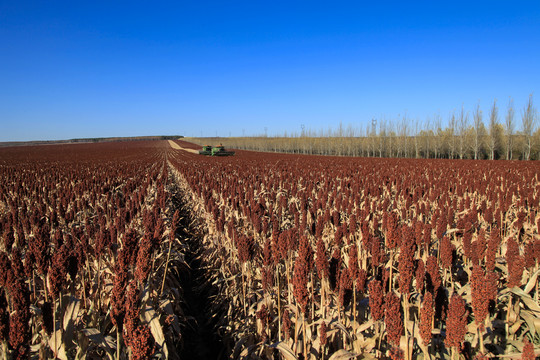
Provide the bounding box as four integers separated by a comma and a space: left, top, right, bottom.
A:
198, 145, 235, 156
199, 145, 213, 155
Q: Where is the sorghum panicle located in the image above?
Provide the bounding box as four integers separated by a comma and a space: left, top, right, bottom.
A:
445, 293, 467, 351
368, 279, 384, 321
384, 291, 402, 346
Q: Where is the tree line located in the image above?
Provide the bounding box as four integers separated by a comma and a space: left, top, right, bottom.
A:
190, 95, 539, 160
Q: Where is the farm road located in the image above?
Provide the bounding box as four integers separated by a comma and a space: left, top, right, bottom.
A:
168, 140, 198, 154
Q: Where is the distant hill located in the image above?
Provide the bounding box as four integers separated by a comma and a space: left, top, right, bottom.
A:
0, 135, 183, 148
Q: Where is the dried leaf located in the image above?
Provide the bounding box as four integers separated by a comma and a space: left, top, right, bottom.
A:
334, 321, 352, 340
48, 329, 69, 360
509, 320, 523, 335
80, 328, 114, 352
357, 319, 374, 333
142, 306, 169, 358
523, 270, 539, 294
268, 341, 298, 360
328, 349, 358, 360
63, 297, 80, 330
521, 311, 538, 337
232, 337, 248, 359
511, 288, 540, 314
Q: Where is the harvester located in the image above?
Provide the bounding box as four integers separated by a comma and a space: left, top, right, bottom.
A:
198, 144, 235, 156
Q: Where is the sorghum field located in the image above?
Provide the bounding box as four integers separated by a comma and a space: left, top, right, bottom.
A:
0, 140, 539, 360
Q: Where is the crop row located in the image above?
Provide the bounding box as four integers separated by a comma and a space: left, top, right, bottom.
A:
0, 141, 189, 359
169, 140, 539, 360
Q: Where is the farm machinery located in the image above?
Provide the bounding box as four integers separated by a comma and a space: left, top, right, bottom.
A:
198, 144, 235, 156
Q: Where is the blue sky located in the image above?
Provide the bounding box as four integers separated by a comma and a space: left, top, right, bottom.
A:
1, 1, 539, 141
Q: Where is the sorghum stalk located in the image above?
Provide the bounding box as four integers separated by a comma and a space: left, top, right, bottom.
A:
311, 272, 315, 322
348, 243, 359, 336
160, 237, 173, 295
96, 257, 101, 312
1, 341, 7, 360
353, 283, 356, 334
302, 313, 307, 359
276, 267, 281, 341
53, 300, 57, 357
32, 270, 36, 302
241, 263, 247, 318
117, 328, 121, 360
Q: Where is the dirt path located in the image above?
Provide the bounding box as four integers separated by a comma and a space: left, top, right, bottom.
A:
168, 140, 199, 154
168, 170, 225, 360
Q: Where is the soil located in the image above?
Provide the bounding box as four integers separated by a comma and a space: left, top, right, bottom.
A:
168, 172, 225, 360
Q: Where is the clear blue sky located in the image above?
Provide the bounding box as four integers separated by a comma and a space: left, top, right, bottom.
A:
1, 1, 539, 141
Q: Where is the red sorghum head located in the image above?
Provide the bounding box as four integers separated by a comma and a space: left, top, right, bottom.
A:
390, 346, 404, 360
8, 279, 30, 360
444, 293, 467, 351
298, 235, 314, 273
348, 244, 359, 283
0, 251, 10, 287
384, 291, 403, 346
123, 281, 140, 348
485, 229, 500, 272
315, 238, 329, 281
338, 268, 352, 308
371, 236, 382, 268
237, 234, 254, 264
368, 279, 384, 321
319, 321, 327, 346
256, 304, 271, 342
110, 265, 128, 331
419, 291, 434, 346
470, 264, 490, 331
416, 259, 425, 294
282, 309, 291, 341
439, 236, 454, 271
476, 228, 487, 261
398, 226, 416, 295
522, 337, 535, 360
129, 325, 155, 360
524, 240, 536, 270
135, 236, 153, 283
48, 244, 69, 300
293, 248, 310, 314
426, 256, 441, 293
357, 268, 367, 293
506, 237, 525, 288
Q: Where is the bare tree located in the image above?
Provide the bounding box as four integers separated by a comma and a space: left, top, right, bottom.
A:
488, 99, 499, 160
414, 117, 420, 158
424, 116, 431, 158
370, 118, 377, 157
505, 97, 515, 160
448, 111, 457, 159
387, 118, 396, 157
473, 103, 483, 160
522, 94, 537, 160
433, 113, 442, 159
458, 105, 468, 159
400, 115, 409, 158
